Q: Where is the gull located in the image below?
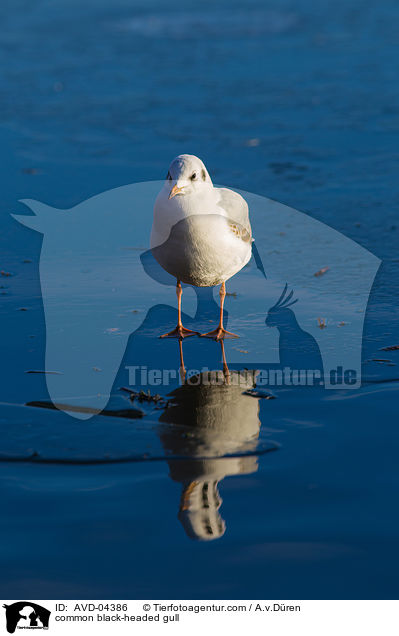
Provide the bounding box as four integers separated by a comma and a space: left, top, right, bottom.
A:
151, 154, 252, 340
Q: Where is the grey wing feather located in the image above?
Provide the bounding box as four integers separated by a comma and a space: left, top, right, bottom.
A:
216, 187, 252, 237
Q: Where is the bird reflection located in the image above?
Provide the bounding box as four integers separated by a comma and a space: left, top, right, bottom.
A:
158, 340, 261, 541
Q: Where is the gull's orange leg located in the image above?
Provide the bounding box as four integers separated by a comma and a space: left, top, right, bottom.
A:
200, 281, 239, 340
160, 280, 200, 339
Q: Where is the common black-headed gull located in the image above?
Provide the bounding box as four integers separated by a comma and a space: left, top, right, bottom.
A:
151, 154, 252, 340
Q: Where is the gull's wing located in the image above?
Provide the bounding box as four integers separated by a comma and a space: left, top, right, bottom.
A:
216, 187, 252, 237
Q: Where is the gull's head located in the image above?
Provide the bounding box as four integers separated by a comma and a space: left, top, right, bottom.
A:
165, 154, 213, 199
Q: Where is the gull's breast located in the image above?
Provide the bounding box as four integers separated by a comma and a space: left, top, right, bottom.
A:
151, 214, 252, 287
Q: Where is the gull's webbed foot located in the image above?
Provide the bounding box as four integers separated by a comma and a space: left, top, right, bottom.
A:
160, 325, 200, 339
200, 327, 239, 341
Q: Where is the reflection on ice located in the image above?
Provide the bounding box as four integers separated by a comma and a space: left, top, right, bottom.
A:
159, 370, 262, 541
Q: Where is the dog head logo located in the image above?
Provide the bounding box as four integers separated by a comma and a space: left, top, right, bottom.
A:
12, 182, 380, 419
2, 602, 50, 633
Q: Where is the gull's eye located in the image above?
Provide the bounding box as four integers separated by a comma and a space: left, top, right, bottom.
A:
167, 172, 172, 181
190, 172, 197, 181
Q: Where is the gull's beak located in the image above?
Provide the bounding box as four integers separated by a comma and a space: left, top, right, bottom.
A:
169, 184, 184, 199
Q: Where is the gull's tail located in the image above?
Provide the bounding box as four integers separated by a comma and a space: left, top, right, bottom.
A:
252, 241, 267, 279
